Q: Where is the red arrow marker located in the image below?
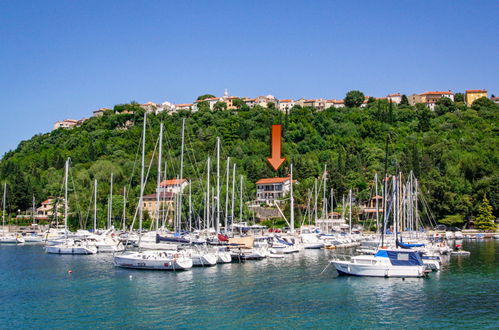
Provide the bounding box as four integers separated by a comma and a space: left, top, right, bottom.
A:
267, 125, 286, 171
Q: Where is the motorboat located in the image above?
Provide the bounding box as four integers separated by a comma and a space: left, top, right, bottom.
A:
330, 249, 427, 277
114, 250, 193, 270
0, 233, 25, 244
300, 233, 325, 249
45, 239, 97, 255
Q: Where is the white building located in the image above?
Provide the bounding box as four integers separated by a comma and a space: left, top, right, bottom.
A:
278, 99, 295, 111
158, 178, 189, 194
53, 119, 79, 130
387, 93, 402, 104
256, 177, 293, 205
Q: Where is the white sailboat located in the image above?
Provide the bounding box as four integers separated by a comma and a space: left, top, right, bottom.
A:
113, 116, 193, 270
0, 183, 25, 244
46, 159, 97, 255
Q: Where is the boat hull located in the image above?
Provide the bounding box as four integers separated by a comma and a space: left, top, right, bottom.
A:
45, 245, 97, 255
332, 260, 426, 278
114, 252, 193, 270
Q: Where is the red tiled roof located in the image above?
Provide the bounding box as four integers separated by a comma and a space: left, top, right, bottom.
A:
279, 99, 293, 102
387, 93, 401, 97
160, 178, 187, 187
256, 177, 291, 184
175, 104, 192, 107
465, 89, 487, 93
420, 91, 453, 96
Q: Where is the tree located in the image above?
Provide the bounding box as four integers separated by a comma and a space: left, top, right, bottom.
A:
232, 98, 246, 109
474, 195, 496, 231
416, 103, 432, 132
434, 97, 455, 115
213, 101, 227, 112
344, 90, 365, 108
400, 94, 409, 106
454, 93, 465, 103
472, 97, 496, 110
197, 94, 215, 101
439, 214, 465, 227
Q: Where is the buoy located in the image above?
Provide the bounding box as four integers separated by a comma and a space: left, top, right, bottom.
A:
68, 270, 73, 274
129, 275, 133, 280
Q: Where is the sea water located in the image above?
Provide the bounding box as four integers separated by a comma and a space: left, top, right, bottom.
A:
0, 240, 497, 328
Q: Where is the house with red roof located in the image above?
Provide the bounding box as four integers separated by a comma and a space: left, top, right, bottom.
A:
159, 178, 188, 194
256, 177, 295, 205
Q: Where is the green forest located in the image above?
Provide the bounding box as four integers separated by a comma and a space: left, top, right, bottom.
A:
0, 93, 497, 230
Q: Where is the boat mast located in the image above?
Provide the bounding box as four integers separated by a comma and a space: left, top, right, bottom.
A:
122, 186, 126, 231
322, 165, 327, 219
382, 176, 388, 247
2, 183, 6, 229
64, 158, 69, 241
239, 175, 243, 223
224, 157, 230, 233
108, 172, 113, 229
137, 113, 147, 248
93, 179, 97, 231
177, 118, 185, 233
32, 195, 35, 224
188, 180, 192, 232
349, 189, 352, 235
393, 175, 398, 245
206, 156, 210, 231
216, 137, 220, 234
330, 188, 334, 220
290, 164, 294, 233
313, 178, 318, 222
375, 173, 379, 234
155, 123, 163, 233
231, 163, 236, 231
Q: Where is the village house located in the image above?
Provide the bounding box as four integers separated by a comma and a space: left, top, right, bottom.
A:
278, 99, 295, 111
409, 91, 454, 110
140, 102, 157, 113
491, 96, 499, 104
158, 178, 189, 194
465, 89, 487, 106
53, 119, 79, 130
255, 177, 294, 205
142, 192, 175, 221
243, 98, 256, 108
175, 103, 192, 111
387, 93, 402, 104
92, 107, 112, 117
36, 198, 64, 220
255, 95, 278, 108
360, 195, 384, 220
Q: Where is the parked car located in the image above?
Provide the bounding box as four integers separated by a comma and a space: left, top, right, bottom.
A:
434, 224, 447, 231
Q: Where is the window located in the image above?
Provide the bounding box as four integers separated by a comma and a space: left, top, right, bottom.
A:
397, 253, 409, 261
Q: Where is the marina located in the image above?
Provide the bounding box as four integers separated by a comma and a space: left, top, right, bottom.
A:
0, 239, 497, 328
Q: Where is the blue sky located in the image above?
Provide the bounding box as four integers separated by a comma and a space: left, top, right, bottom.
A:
0, 0, 497, 155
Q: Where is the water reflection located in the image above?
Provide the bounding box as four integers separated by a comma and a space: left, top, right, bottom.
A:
0, 240, 497, 328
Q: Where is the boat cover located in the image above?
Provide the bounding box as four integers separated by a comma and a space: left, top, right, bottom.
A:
396, 239, 425, 249
375, 250, 424, 266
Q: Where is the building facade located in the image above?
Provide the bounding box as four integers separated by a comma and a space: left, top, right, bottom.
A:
142, 192, 175, 221
158, 178, 188, 194
255, 177, 293, 205
465, 89, 487, 106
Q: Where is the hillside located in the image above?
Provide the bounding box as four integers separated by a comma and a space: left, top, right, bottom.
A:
1, 97, 498, 229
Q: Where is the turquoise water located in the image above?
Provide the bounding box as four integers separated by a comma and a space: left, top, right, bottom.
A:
0, 241, 497, 329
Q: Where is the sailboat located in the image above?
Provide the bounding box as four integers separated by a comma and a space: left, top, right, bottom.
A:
45, 159, 97, 255
330, 176, 427, 277
113, 115, 193, 270
0, 183, 25, 244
